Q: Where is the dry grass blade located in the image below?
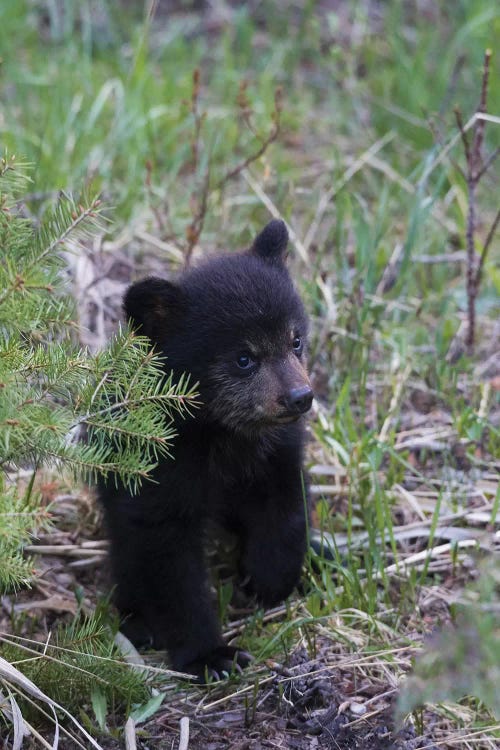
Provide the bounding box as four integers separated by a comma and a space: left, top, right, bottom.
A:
124, 716, 137, 750
7, 690, 26, 750
0, 655, 104, 749
383, 539, 481, 578
302, 130, 395, 253
418, 724, 500, 748
242, 169, 308, 262
0, 655, 54, 704
23, 544, 107, 558
378, 364, 412, 443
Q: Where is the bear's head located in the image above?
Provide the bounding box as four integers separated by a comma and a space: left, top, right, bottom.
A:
124, 220, 313, 434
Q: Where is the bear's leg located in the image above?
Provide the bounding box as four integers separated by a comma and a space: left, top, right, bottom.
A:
105, 507, 250, 680
236, 485, 308, 606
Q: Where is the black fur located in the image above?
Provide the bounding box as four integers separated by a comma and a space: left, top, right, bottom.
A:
99, 220, 313, 681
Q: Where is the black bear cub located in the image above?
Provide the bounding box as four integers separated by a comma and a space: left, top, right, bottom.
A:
100, 220, 313, 680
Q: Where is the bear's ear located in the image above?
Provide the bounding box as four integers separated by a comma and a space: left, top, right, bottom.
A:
250, 219, 289, 265
124, 277, 186, 343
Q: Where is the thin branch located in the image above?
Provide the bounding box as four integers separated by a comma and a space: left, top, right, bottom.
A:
190, 68, 203, 173
449, 156, 466, 181
455, 48, 495, 353
184, 165, 211, 265
144, 159, 168, 236
183, 84, 283, 263
475, 145, 500, 182
214, 87, 283, 190
475, 206, 500, 289
464, 175, 477, 352
471, 49, 492, 173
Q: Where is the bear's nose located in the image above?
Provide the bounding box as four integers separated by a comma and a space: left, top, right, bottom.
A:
284, 386, 314, 415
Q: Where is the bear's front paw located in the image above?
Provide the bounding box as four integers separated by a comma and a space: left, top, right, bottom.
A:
183, 645, 253, 683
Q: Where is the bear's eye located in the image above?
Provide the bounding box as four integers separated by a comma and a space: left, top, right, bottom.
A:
292, 335, 303, 353
236, 352, 254, 369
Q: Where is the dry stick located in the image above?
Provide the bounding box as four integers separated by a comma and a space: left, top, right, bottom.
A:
144, 160, 172, 237
215, 87, 282, 190
0, 631, 187, 679
185, 167, 210, 265
418, 725, 500, 750
414, 251, 467, 264
134, 230, 185, 263
186, 89, 283, 261
190, 69, 203, 173
178, 716, 190, 750
184, 86, 282, 264
454, 50, 499, 353
476, 205, 500, 288
465, 162, 477, 352
454, 106, 477, 354
475, 143, 500, 182
472, 49, 491, 166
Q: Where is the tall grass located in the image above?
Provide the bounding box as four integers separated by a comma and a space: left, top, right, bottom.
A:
1, 0, 499, 743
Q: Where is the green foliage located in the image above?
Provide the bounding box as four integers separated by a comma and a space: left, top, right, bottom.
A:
129, 692, 166, 725
1, 604, 149, 719
0, 157, 196, 516
0, 154, 198, 737
0, 474, 47, 592
396, 559, 500, 721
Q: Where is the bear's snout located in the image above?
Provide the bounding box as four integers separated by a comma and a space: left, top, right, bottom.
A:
282, 385, 314, 416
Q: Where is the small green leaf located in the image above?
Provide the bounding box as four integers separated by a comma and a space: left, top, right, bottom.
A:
91, 686, 107, 731
130, 692, 166, 725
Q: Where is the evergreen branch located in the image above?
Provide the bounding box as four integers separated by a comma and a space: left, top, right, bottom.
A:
73, 388, 198, 429
84, 419, 176, 445
0, 604, 149, 718
0, 154, 33, 196
0, 197, 104, 309
39, 450, 153, 480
